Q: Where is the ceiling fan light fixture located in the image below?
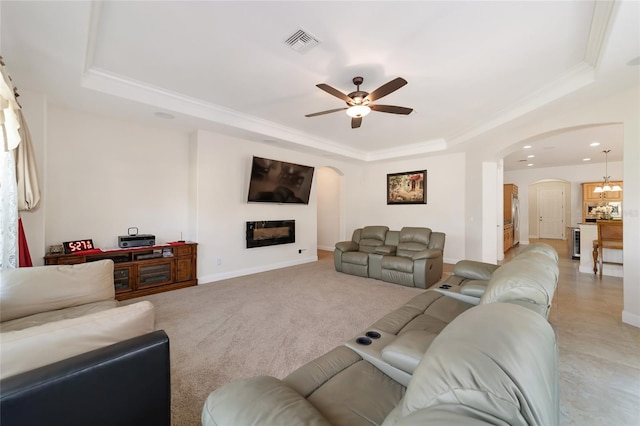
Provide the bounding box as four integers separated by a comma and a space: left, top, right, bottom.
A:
346, 105, 371, 118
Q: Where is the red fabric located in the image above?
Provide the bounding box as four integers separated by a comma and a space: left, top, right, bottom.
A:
18, 218, 33, 267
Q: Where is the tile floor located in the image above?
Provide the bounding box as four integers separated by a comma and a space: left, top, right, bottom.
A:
508, 239, 640, 425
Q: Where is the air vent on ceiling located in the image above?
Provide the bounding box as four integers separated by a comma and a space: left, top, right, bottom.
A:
284, 29, 320, 53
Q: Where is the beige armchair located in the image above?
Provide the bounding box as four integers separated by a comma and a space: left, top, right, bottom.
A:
0, 260, 155, 379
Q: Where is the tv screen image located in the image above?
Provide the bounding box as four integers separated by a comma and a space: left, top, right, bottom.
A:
247, 156, 314, 204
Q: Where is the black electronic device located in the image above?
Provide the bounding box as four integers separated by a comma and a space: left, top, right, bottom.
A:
247, 156, 314, 204
118, 234, 156, 248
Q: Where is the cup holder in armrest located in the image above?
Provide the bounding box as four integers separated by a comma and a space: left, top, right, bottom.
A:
356, 337, 372, 345
365, 331, 381, 339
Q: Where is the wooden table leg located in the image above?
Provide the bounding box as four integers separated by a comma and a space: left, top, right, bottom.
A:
592, 241, 599, 275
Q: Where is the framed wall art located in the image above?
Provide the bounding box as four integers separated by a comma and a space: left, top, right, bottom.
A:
387, 170, 427, 205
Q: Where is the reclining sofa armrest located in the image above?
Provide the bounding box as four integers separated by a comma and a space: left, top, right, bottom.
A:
375, 245, 397, 255
335, 241, 359, 252
452, 260, 499, 281
0, 330, 170, 426
411, 249, 442, 261
202, 376, 332, 426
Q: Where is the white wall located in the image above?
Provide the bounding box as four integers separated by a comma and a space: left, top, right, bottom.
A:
317, 167, 341, 251
348, 152, 466, 264
45, 107, 191, 249
192, 132, 319, 282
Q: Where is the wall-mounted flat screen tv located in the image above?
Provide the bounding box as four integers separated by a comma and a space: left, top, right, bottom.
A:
247, 156, 314, 204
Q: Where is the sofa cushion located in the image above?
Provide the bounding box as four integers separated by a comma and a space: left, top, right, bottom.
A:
342, 251, 369, 266
0, 300, 119, 332
459, 280, 489, 297
371, 291, 473, 337
381, 330, 437, 375
284, 345, 405, 426
306, 360, 405, 426
381, 256, 414, 273
0, 301, 155, 379
395, 303, 558, 426
0, 260, 115, 322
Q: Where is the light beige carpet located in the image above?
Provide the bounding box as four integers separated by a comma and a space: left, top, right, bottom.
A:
125, 251, 428, 425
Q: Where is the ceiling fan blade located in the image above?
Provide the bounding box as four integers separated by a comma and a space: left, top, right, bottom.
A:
351, 117, 362, 129
305, 107, 348, 117
316, 84, 354, 104
365, 77, 408, 102
370, 104, 413, 115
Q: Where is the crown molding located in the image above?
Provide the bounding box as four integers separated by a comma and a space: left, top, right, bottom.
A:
584, 0, 617, 68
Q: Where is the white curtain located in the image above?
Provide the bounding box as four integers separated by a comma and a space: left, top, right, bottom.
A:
1, 60, 22, 270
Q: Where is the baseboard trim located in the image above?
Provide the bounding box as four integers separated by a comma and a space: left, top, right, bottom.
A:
198, 256, 318, 284
317, 245, 335, 252
622, 310, 640, 328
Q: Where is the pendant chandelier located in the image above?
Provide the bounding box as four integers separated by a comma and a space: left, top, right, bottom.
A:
594, 149, 622, 193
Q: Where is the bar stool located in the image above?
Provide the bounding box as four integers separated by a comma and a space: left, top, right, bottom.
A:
592, 220, 623, 278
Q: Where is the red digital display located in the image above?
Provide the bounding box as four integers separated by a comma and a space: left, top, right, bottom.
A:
63, 239, 95, 254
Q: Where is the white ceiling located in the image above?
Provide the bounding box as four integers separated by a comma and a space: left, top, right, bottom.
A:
1, 1, 637, 169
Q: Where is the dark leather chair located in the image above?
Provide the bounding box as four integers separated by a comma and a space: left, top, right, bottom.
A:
0, 330, 171, 426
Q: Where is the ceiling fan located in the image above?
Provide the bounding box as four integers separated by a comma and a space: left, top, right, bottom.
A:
305, 76, 413, 129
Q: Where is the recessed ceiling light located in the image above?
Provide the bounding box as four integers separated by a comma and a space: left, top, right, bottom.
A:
523, 145, 532, 149
583, 158, 591, 161
527, 163, 534, 167
527, 154, 535, 158
154, 112, 175, 119
590, 142, 600, 147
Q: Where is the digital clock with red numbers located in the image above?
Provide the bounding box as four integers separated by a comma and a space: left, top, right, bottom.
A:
62, 239, 95, 254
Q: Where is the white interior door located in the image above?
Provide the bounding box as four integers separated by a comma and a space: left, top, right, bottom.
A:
538, 188, 564, 239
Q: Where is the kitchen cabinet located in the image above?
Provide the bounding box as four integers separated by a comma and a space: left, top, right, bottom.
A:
582, 181, 623, 222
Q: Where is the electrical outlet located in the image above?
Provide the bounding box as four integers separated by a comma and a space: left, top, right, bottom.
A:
216, 257, 222, 265
298, 249, 302, 254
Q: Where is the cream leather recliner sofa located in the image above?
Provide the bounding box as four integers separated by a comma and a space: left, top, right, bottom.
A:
202, 244, 559, 426
334, 226, 445, 288
0, 260, 156, 379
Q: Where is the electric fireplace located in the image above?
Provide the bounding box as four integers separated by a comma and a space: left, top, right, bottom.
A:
246, 220, 295, 248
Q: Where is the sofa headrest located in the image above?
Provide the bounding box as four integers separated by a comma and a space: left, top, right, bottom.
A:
358, 226, 389, 252
395, 303, 558, 426
399, 227, 431, 245
0, 260, 115, 322
479, 252, 558, 310
518, 243, 559, 262
361, 226, 389, 241
395, 227, 432, 256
